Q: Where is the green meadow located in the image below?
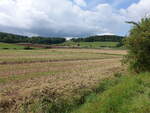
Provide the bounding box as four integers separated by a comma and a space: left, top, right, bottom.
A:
57, 41, 119, 48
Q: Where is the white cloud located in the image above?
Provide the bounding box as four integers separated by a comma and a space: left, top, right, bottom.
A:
0, 0, 149, 37
73, 0, 87, 7
121, 0, 150, 21
97, 33, 116, 36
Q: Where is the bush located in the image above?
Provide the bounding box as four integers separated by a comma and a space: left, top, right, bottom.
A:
123, 17, 150, 73
116, 41, 124, 47
24, 46, 33, 50
2, 48, 9, 49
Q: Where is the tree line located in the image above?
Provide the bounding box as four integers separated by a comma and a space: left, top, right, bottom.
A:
0, 32, 66, 44
71, 35, 124, 42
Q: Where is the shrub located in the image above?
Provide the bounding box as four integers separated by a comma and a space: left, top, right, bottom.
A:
2, 48, 9, 49
116, 40, 124, 47
24, 46, 33, 50
123, 17, 150, 73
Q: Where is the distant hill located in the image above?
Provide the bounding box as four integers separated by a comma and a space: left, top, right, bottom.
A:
0, 32, 66, 44
71, 35, 125, 42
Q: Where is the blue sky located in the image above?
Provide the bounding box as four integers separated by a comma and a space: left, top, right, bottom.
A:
73, 0, 140, 9
0, 0, 149, 37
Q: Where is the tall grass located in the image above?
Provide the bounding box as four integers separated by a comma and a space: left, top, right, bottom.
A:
72, 72, 150, 113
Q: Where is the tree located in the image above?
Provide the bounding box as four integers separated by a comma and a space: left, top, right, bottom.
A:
123, 17, 150, 73
0, 32, 66, 44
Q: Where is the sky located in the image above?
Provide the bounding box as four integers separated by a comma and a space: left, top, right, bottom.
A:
0, 0, 150, 37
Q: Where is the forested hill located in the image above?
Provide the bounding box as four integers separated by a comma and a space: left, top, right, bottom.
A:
0, 32, 66, 44
71, 35, 125, 42
0, 31, 124, 45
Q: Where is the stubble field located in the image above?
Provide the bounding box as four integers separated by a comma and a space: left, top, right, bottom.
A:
0, 48, 126, 113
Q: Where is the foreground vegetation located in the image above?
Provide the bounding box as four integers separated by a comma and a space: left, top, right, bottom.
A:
6, 71, 149, 113
124, 17, 150, 73
31, 72, 149, 113
72, 72, 150, 113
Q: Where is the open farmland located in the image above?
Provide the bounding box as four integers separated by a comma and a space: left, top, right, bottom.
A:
55, 41, 119, 48
0, 48, 126, 113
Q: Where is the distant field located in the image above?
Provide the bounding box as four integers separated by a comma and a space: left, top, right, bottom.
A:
0, 48, 126, 113
0, 42, 121, 50
56, 41, 119, 48
0, 43, 25, 49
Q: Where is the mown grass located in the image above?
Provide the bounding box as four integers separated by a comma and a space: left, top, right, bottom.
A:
0, 43, 25, 49
56, 41, 118, 48
72, 72, 150, 113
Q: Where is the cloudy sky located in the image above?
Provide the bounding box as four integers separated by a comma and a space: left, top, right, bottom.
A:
0, 0, 150, 37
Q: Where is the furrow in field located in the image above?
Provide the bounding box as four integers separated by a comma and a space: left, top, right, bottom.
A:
0, 58, 122, 113
0, 56, 120, 65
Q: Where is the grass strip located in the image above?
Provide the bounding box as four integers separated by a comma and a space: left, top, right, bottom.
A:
72, 72, 150, 113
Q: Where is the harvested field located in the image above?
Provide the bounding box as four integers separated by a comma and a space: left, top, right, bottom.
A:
0, 49, 126, 64
0, 49, 126, 113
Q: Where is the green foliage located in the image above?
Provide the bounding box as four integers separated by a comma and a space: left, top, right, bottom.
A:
24, 46, 34, 50
123, 17, 150, 73
0, 43, 25, 49
72, 72, 150, 113
71, 35, 124, 42
0, 32, 66, 44
116, 40, 124, 47
57, 41, 118, 48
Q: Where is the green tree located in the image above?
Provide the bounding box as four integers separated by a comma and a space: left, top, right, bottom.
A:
123, 17, 150, 73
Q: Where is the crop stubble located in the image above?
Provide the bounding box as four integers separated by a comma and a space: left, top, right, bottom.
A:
0, 49, 125, 112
